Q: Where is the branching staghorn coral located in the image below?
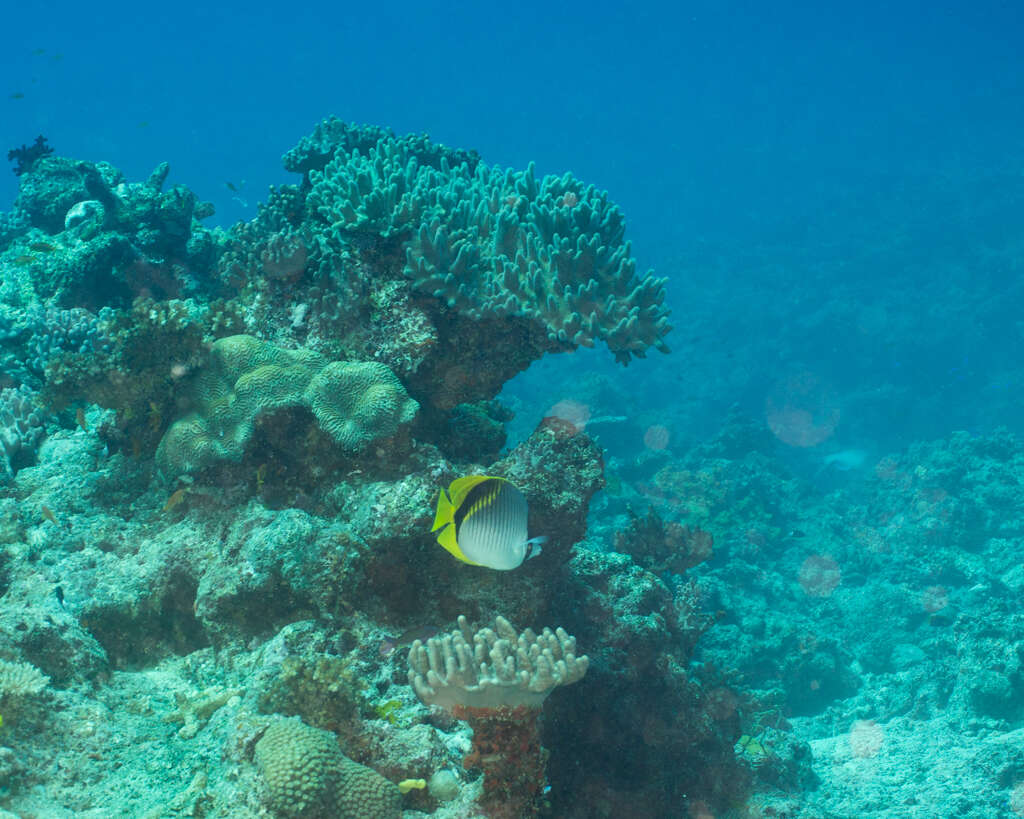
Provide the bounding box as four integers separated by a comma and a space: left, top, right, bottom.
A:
272, 119, 670, 364
407, 616, 588, 818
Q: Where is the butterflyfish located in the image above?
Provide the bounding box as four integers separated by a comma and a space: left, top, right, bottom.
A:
431, 475, 545, 570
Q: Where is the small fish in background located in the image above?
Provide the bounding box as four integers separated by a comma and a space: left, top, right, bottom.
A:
163, 487, 188, 513
822, 449, 870, 472
431, 475, 546, 570
31, 48, 45, 56
12, 255, 34, 266
28, 241, 55, 253
379, 625, 439, 658
226, 181, 250, 209
75, 407, 89, 431
9, 92, 24, 100
40, 505, 59, 526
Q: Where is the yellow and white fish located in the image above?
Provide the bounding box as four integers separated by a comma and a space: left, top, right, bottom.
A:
431, 475, 545, 570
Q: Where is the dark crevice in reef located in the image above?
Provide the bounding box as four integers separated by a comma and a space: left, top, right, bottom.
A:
81, 570, 209, 669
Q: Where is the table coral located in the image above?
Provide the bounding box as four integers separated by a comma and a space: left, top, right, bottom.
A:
303, 123, 671, 363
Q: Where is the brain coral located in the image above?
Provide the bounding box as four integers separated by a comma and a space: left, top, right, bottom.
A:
155, 335, 418, 476
254, 718, 401, 819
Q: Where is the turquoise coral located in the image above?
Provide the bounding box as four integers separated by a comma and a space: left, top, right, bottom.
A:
155, 334, 418, 476
299, 119, 671, 363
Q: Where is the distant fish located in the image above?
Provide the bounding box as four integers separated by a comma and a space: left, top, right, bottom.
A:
822, 449, 870, 472
28, 241, 55, 253
431, 475, 545, 570
40, 504, 58, 526
75, 407, 88, 431
32, 49, 45, 56
9, 92, 24, 100
379, 625, 439, 658
13, 255, 34, 266
163, 487, 188, 512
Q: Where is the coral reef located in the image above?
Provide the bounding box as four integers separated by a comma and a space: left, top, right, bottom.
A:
0, 121, 767, 819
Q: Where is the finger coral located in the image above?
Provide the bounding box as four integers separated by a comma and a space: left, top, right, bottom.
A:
0, 658, 49, 699
406, 614, 589, 710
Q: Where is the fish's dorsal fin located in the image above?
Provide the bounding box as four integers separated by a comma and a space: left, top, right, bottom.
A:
447, 474, 502, 509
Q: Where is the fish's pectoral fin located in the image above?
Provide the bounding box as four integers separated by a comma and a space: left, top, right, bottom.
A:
524, 536, 547, 560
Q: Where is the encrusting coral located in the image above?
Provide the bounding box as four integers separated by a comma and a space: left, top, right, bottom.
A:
407, 615, 588, 818
155, 334, 418, 476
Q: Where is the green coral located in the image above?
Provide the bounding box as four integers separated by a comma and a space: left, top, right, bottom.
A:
300, 119, 670, 363
257, 655, 364, 731
371, 699, 406, 727
155, 334, 418, 476
254, 718, 401, 819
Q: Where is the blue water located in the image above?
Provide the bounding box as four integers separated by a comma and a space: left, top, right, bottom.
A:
2, 1, 1024, 816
